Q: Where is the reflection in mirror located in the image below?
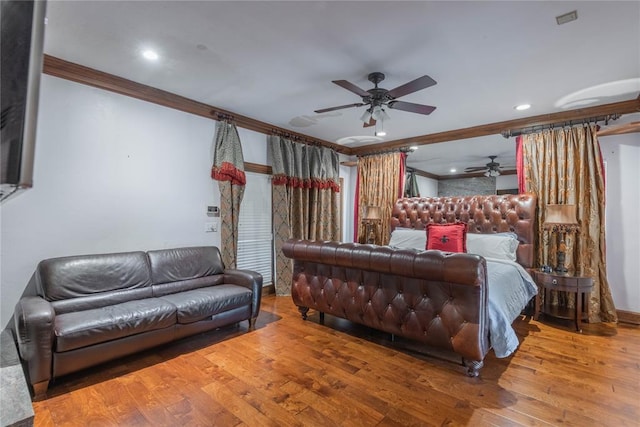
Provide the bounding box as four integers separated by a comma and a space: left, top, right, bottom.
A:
405, 135, 518, 197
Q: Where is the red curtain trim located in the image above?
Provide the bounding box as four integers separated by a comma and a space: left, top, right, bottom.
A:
211, 162, 246, 186
515, 135, 525, 193
353, 167, 360, 242
399, 152, 406, 198
272, 175, 340, 192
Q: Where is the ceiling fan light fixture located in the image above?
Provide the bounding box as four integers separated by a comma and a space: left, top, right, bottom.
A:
359, 109, 372, 123
374, 116, 386, 137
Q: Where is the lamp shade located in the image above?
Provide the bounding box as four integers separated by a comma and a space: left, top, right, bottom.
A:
543, 204, 578, 228
363, 205, 382, 221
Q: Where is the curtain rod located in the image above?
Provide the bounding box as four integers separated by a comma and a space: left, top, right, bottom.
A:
501, 114, 621, 138
358, 146, 415, 158
214, 112, 235, 122
271, 129, 321, 146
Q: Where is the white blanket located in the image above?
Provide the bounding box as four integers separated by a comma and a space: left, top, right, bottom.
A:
485, 258, 538, 357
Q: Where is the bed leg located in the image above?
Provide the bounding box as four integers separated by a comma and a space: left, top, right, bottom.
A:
462, 359, 484, 377
298, 306, 310, 320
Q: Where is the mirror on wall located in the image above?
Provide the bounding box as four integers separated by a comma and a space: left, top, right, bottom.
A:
405, 135, 518, 197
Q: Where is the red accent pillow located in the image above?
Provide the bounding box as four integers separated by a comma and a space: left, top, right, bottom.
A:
426, 223, 468, 253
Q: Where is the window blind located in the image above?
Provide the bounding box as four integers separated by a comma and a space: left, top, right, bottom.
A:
237, 172, 273, 286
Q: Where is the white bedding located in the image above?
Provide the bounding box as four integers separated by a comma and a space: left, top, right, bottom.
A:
388, 228, 537, 357
485, 257, 538, 357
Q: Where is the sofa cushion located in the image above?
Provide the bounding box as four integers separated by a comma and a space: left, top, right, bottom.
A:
157, 284, 252, 324
51, 288, 154, 315
151, 275, 225, 298
54, 298, 176, 352
38, 252, 152, 301
147, 247, 224, 285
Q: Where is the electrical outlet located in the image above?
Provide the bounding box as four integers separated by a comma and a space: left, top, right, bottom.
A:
204, 222, 217, 232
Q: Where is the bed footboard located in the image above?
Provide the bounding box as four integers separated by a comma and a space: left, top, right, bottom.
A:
282, 239, 490, 372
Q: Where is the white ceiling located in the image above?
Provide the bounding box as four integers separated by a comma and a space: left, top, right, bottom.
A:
42, 1, 640, 175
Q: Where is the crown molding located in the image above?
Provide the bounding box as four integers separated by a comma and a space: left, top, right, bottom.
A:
43, 55, 639, 159
42, 55, 348, 154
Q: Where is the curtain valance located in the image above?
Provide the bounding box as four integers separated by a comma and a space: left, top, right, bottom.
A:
269, 136, 340, 192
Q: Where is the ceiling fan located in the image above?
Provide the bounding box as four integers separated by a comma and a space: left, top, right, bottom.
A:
314, 72, 437, 128
464, 155, 505, 177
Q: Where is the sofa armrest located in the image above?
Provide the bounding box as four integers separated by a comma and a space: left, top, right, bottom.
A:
14, 296, 55, 388
224, 269, 263, 319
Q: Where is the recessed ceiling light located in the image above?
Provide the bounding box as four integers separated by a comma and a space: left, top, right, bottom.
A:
375, 131, 387, 137
515, 104, 531, 111
450, 168, 457, 173
142, 49, 159, 61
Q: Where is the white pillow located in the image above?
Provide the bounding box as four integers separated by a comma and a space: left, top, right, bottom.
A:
388, 228, 426, 250
466, 233, 519, 261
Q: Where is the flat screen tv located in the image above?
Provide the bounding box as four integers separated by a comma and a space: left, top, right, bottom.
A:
1, 0, 46, 202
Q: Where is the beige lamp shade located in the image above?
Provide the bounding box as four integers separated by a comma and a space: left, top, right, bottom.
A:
363, 206, 382, 221
543, 204, 578, 229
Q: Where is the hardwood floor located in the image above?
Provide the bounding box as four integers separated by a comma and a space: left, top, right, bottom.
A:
33, 295, 639, 426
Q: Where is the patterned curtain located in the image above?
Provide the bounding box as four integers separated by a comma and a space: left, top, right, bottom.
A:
211, 120, 246, 269
520, 125, 617, 322
356, 152, 402, 245
269, 136, 341, 295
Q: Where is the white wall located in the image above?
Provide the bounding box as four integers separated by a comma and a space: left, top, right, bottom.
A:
415, 175, 438, 197
339, 162, 355, 242
496, 174, 518, 191
0, 76, 264, 327
600, 131, 640, 313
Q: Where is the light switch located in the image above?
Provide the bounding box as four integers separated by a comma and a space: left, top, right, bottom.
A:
204, 222, 218, 232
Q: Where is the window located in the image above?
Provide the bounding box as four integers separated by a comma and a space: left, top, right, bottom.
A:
237, 172, 272, 286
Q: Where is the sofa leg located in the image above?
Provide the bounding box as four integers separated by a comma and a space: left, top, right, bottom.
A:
298, 306, 309, 320
248, 318, 257, 330
32, 380, 49, 401
462, 359, 484, 377
319, 312, 325, 324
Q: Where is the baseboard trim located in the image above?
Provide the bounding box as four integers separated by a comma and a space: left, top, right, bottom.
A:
617, 310, 640, 325
262, 284, 275, 296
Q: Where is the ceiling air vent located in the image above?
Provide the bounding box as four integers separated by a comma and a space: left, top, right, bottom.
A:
556, 10, 578, 25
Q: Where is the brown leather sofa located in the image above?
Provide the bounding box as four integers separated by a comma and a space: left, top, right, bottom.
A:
282, 239, 489, 376
14, 246, 262, 399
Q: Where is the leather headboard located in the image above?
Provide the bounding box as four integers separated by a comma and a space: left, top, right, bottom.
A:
390, 194, 537, 268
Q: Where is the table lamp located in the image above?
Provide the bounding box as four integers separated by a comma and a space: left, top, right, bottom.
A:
362, 206, 382, 244
542, 204, 579, 273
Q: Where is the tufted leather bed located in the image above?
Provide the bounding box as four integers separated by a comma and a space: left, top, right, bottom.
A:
282, 194, 537, 376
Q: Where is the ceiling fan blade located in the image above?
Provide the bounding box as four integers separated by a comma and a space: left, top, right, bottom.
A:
363, 117, 376, 128
387, 75, 437, 99
464, 167, 488, 172
388, 101, 436, 115
314, 103, 365, 113
332, 80, 370, 97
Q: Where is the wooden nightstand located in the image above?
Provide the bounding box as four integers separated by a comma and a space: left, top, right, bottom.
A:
533, 271, 593, 332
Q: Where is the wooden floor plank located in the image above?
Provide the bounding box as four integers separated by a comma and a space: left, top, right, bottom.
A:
31, 295, 640, 426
